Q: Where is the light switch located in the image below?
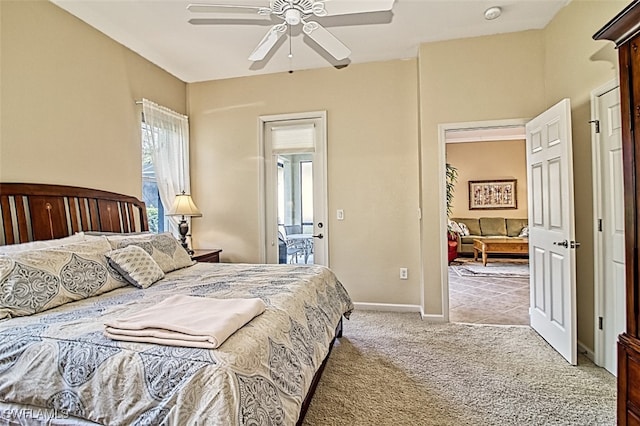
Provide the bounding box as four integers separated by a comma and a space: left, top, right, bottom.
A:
337, 209, 344, 220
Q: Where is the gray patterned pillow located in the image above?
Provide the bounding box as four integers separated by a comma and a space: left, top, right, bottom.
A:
105, 245, 165, 289
106, 232, 195, 273
0, 238, 127, 319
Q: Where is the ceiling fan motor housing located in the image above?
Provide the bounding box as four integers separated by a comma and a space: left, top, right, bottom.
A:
271, 0, 322, 18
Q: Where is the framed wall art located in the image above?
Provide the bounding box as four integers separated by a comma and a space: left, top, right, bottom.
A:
468, 179, 517, 210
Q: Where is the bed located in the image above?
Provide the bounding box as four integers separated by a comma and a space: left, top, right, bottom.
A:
0, 183, 353, 425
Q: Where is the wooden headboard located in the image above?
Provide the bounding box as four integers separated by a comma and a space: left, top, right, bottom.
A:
0, 183, 148, 245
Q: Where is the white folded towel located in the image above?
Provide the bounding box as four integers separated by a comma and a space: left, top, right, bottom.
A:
104, 294, 266, 349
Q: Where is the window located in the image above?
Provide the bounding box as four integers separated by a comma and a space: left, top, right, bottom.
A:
140, 99, 190, 235
141, 122, 166, 233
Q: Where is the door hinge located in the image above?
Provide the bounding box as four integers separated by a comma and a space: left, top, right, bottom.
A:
598, 219, 603, 232
598, 316, 603, 330
589, 119, 600, 133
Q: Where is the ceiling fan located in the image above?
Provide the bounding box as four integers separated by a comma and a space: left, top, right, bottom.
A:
187, 0, 395, 62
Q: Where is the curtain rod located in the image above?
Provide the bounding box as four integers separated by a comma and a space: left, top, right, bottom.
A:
134, 99, 188, 120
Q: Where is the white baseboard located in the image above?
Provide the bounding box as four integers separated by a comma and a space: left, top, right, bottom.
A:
354, 302, 422, 313
353, 303, 448, 322
421, 313, 446, 322
578, 340, 595, 362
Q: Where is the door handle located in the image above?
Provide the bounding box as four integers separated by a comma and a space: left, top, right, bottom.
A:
312, 233, 324, 239
553, 240, 569, 248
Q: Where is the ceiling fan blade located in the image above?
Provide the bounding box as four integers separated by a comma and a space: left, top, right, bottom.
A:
315, 0, 394, 16
302, 21, 350, 60
187, 3, 270, 14
249, 25, 286, 61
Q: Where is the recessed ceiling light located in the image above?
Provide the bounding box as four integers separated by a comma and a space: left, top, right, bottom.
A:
484, 6, 502, 20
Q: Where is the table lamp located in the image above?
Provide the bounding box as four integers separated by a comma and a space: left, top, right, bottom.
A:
167, 191, 202, 254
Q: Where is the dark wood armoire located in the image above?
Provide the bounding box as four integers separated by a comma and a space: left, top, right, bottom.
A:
594, 1, 640, 424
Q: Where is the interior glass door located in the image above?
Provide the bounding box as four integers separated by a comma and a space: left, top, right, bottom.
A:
277, 153, 315, 264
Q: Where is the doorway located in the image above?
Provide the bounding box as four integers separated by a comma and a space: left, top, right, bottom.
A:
444, 123, 530, 325
439, 100, 580, 366
260, 111, 328, 266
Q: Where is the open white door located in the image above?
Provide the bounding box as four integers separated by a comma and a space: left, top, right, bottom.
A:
526, 98, 577, 365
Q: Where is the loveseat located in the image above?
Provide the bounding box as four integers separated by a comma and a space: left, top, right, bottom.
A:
450, 217, 528, 255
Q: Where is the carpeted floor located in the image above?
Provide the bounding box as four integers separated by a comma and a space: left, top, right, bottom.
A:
303, 310, 616, 426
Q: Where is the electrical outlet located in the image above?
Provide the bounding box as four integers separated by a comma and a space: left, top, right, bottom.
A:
400, 268, 408, 280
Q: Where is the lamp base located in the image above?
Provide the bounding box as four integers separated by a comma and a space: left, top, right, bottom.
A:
177, 218, 194, 255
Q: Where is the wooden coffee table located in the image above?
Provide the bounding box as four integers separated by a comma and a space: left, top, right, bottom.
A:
473, 238, 529, 266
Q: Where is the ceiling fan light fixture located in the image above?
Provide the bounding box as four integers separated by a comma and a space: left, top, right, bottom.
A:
285, 8, 302, 25
484, 6, 502, 20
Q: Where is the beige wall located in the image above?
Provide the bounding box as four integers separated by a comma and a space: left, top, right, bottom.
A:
0, 0, 186, 198
187, 60, 421, 305
541, 0, 626, 351
446, 140, 527, 219
418, 30, 546, 314
419, 0, 626, 349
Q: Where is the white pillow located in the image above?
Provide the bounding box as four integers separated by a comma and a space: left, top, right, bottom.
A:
105, 246, 165, 289
0, 232, 100, 254
519, 226, 529, 237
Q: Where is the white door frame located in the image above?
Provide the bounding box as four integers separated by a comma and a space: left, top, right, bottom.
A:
258, 110, 328, 264
438, 118, 529, 321
591, 79, 622, 369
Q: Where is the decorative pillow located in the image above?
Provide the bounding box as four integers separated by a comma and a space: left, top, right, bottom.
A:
457, 222, 470, 236
0, 238, 127, 319
448, 220, 463, 235
106, 232, 195, 273
519, 226, 529, 237
105, 246, 165, 289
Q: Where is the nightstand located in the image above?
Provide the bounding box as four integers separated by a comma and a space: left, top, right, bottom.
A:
191, 249, 222, 263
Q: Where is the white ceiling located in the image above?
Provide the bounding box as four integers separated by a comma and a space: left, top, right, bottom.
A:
50, 0, 570, 83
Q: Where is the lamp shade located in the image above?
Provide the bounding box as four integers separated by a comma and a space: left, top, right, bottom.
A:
167, 193, 202, 217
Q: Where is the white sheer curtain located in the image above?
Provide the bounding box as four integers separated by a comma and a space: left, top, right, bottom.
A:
142, 99, 190, 233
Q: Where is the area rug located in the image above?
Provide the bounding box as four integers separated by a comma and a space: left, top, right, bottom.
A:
303, 310, 615, 426
450, 259, 529, 278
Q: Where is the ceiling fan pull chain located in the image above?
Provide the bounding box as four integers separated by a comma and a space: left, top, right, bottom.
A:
288, 24, 293, 58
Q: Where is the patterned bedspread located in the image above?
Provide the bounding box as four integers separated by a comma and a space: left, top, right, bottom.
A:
0, 262, 353, 425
